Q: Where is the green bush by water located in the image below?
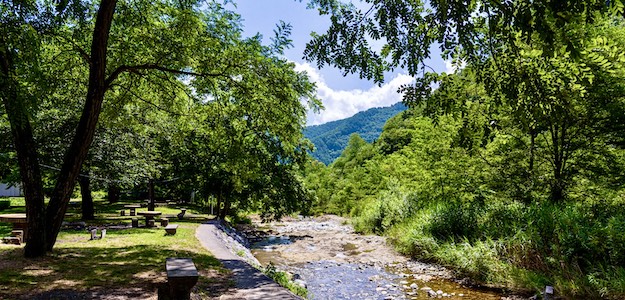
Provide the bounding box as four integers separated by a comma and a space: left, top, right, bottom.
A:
263, 262, 308, 297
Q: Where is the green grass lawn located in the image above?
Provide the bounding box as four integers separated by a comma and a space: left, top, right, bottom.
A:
0, 198, 231, 298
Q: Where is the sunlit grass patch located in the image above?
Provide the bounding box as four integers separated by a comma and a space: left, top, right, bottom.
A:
0, 222, 227, 298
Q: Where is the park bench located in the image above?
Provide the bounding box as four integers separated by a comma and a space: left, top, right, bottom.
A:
2, 236, 20, 245
164, 258, 198, 300
164, 224, 178, 235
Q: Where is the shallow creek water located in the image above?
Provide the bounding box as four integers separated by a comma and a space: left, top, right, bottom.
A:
247, 216, 507, 300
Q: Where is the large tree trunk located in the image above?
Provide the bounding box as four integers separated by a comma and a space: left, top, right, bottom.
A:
44, 0, 118, 252
549, 122, 567, 203
79, 174, 95, 220
107, 184, 120, 203
524, 129, 537, 204
218, 197, 231, 220
1, 48, 48, 258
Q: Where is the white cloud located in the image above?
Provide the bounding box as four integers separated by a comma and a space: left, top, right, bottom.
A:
295, 62, 414, 126
444, 59, 467, 74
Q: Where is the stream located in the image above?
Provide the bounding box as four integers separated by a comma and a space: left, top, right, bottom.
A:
243, 215, 515, 300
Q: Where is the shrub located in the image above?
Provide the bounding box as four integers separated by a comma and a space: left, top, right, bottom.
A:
478, 200, 526, 239
263, 262, 308, 297
428, 201, 481, 242
0, 200, 10, 210
352, 179, 412, 234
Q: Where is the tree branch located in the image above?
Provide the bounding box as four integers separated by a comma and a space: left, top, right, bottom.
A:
54, 35, 91, 66
105, 64, 225, 88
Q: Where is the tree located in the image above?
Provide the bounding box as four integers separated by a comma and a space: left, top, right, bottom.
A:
167, 50, 319, 220
1, 0, 318, 257
304, 0, 624, 86
305, 0, 625, 202
1, 0, 100, 258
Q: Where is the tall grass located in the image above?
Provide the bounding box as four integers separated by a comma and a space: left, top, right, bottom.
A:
355, 188, 625, 298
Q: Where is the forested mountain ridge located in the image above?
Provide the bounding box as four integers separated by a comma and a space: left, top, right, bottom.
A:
304, 102, 406, 164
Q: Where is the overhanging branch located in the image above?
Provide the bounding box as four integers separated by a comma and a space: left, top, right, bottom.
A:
105, 64, 225, 88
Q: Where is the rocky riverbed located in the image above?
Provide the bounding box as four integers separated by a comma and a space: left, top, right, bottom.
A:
239, 215, 522, 300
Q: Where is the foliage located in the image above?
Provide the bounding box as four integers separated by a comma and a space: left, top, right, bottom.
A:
304, 102, 406, 164
299, 3, 625, 297
304, 0, 625, 97
263, 262, 308, 297
303, 18, 625, 294
1, 0, 320, 256
0, 200, 10, 210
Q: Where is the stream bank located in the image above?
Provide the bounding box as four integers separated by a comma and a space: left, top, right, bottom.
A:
238, 215, 526, 300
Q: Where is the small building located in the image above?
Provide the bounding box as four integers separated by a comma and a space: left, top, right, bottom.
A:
0, 183, 22, 197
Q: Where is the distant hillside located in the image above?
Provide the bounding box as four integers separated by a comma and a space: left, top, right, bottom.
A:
304, 102, 407, 165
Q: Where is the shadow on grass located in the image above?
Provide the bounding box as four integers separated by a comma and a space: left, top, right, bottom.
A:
0, 229, 230, 299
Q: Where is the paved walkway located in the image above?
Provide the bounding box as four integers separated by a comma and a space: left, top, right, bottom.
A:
196, 220, 301, 300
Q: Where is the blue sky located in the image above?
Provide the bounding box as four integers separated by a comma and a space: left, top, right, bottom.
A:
230, 1, 449, 125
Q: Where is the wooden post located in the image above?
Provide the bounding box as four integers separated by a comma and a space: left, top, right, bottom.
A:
148, 179, 155, 211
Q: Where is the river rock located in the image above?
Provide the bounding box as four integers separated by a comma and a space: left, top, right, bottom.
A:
246, 215, 512, 300
294, 279, 307, 288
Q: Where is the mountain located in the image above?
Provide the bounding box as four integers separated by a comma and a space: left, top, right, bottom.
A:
304, 102, 407, 165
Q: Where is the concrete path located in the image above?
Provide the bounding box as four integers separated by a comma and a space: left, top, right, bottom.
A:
196, 220, 301, 300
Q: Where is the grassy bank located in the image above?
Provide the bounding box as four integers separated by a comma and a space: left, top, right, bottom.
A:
263, 262, 308, 298
0, 198, 231, 298
351, 193, 625, 299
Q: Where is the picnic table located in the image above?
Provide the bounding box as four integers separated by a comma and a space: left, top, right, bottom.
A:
124, 204, 142, 216
0, 213, 27, 239
136, 211, 162, 227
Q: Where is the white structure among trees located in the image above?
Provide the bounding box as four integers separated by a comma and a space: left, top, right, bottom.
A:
0, 183, 22, 197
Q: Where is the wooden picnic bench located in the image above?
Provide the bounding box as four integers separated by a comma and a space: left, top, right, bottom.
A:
164, 258, 198, 300
123, 204, 141, 216
164, 224, 178, 235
